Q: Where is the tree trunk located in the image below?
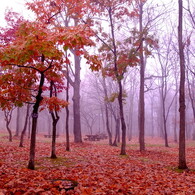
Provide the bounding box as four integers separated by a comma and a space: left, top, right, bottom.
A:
27, 71, 45, 170
108, 6, 126, 155
19, 104, 30, 147
162, 102, 169, 147
51, 117, 59, 159
6, 123, 12, 142
118, 81, 126, 155
102, 77, 112, 145
65, 66, 70, 151
178, 0, 188, 170
4, 109, 14, 142
151, 97, 154, 138
50, 80, 60, 159
128, 95, 134, 141
72, 52, 82, 143
28, 114, 31, 139
174, 94, 178, 142
112, 118, 120, 146
15, 107, 20, 137
138, 1, 145, 152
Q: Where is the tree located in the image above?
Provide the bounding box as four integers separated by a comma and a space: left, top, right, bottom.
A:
178, 0, 188, 170
91, 0, 141, 155
3, 108, 14, 142
49, 81, 60, 159
0, 14, 99, 169
26, 0, 101, 144
65, 65, 70, 151
138, 0, 145, 151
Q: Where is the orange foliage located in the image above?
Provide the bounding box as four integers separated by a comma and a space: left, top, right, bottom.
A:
0, 137, 194, 194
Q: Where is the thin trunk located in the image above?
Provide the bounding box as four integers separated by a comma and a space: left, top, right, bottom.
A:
174, 93, 178, 142
19, 104, 30, 147
28, 55, 46, 170
28, 114, 31, 139
128, 96, 134, 141
15, 107, 20, 137
65, 66, 70, 151
108, 6, 126, 155
6, 124, 12, 142
162, 102, 169, 147
102, 78, 112, 145
72, 52, 82, 143
138, 1, 145, 151
4, 109, 13, 142
50, 81, 60, 159
112, 118, 120, 146
178, 0, 188, 170
151, 98, 154, 138
51, 116, 59, 159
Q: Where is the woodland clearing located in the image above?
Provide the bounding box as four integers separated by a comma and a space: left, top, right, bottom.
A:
0, 135, 194, 194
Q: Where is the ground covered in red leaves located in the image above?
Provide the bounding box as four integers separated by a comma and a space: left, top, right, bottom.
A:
0, 135, 195, 194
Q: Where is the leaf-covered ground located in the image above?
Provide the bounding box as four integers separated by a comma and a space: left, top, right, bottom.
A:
0, 135, 194, 194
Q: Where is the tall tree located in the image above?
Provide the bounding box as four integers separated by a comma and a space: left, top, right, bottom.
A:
65, 65, 70, 151
26, 0, 99, 143
178, 0, 188, 169
91, 0, 140, 155
138, 0, 145, 151
0, 16, 99, 169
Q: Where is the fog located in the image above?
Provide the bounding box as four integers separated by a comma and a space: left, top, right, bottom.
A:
0, 0, 194, 144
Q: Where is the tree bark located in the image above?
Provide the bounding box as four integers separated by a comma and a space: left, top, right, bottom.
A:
162, 98, 169, 147
4, 109, 14, 142
15, 107, 20, 137
19, 104, 30, 147
50, 81, 60, 159
102, 77, 112, 145
108, 6, 126, 154
28, 70, 45, 170
72, 52, 82, 143
65, 65, 70, 151
51, 115, 59, 159
112, 118, 120, 146
138, 1, 145, 151
178, 0, 188, 170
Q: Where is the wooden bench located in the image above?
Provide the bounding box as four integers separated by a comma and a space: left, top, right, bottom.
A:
44, 135, 59, 138
98, 133, 108, 140
84, 133, 108, 141
84, 135, 101, 141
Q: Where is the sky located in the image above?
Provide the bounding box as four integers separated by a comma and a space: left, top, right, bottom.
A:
0, 0, 29, 27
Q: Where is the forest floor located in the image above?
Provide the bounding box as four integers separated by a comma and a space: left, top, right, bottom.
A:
0, 134, 195, 195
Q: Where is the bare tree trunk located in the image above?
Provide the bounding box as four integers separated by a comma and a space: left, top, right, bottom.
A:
162, 101, 169, 147
178, 0, 188, 170
65, 65, 70, 151
72, 52, 82, 143
102, 77, 112, 145
138, 1, 145, 151
28, 71, 45, 170
174, 92, 178, 143
4, 109, 14, 142
150, 97, 154, 138
51, 115, 59, 159
28, 114, 31, 139
15, 107, 20, 137
112, 118, 120, 146
49, 81, 60, 159
108, 6, 126, 155
19, 104, 30, 147
28, 55, 49, 170
118, 80, 126, 155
